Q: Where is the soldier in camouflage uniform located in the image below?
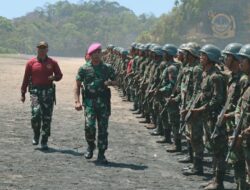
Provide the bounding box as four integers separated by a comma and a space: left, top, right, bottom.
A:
74, 42, 116, 164
229, 44, 250, 190
146, 46, 164, 135
21, 41, 63, 150
137, 44, 153, 121
203, 43, 245, 190
184, 45, 226, 178
156, 44, 179, 144
176, 43, 204, 166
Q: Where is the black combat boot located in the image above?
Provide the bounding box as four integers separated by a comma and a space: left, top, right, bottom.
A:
139, 115, 151, 123
41, 135, 49, 150
133, 108, 142, 114
32, 130, 40, 145
84, 142, 96, 159
151, 117, 163, 136
156, 129, 172, 144
96, 150, 108, 164
204, 171, 225, 190
166, 138, 181, 153
178, 142, 193, 163
182, 157, 203, 176
150, 124, 163, 136
136, 113, 145, 118
129, 106, 137, 111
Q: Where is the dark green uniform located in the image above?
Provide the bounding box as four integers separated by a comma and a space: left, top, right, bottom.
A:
76, 61, 116, 151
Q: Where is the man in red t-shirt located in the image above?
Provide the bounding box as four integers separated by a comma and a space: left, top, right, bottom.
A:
21, 41, 63, 150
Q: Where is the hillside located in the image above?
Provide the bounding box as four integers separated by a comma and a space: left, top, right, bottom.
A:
0, 0, 156, 57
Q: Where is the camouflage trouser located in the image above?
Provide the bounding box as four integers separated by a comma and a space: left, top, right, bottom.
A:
30, 87, 54, 139
84, 98, 109, 151
229, 136, 250, 189
203, 119, 227, 174
187, 118, 204, 159
167, 105, 180, 143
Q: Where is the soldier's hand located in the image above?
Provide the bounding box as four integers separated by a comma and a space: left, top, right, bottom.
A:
191, 107, 204, 114
149, 89, 155, 94
48, 75, 55, 81
21, 95, 25, 103
104, 81, 112, 86
180, 109, 188, 117
75, 101, 82, 111
222, 113, 230, 123
243, 126, 250, 136
229, 135, 242, 148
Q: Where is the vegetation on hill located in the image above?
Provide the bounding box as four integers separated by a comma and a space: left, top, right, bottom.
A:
0, 0, 156, 56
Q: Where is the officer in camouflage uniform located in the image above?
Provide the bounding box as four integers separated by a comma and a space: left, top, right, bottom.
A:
230, 44, 250, 190
21, 41, 63, 150
74, 42, 116, 164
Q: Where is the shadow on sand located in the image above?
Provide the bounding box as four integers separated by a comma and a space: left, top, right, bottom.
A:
35, 147, 83, 156
92, 160, 148, 170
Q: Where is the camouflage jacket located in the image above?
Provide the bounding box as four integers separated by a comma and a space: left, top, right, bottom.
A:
198, 66, 226, 118
76, 61, 116, 102
225, 72, 247, 131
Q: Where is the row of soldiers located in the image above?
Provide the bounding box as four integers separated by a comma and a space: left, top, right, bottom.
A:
103, 42, 250, 190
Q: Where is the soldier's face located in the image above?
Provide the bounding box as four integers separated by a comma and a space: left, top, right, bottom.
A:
90, 49, 102, 62
37, 47, 48, 58
200, 52, 208, 67
239, 57, 250, 74
224, 54, 234, 70
177, 52, 184, 62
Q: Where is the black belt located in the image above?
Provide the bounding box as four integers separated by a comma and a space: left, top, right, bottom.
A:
32, 85, 53, 90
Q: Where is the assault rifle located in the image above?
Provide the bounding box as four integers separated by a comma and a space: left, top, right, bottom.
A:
178, 93, 202, 135
211, 83, 236, 139
225, 105, 247, 162
159, 73, 183, 116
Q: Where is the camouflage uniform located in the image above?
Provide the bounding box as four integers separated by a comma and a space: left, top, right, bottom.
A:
232, 44, 250, 190
183, 45, 226, 179
179, 43, 203, 164
76, 61, 116, 152
21, 44, 63, 149
30, 86, 55, 146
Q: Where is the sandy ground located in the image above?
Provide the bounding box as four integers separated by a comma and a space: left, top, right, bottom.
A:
0, 55, 236, 190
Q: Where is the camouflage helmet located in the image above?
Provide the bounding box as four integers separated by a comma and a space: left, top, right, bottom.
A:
149, 43, 157, 51
237, 44, 250, 60
107, 44, 114, 49
121, 49, 129, 55
135, 43, 142, 49
178, 43, 187, 53
118, 47, 124, 53
131, 42, 137, 48
138, 44, 146, 51
153, 46, 163, 56
222, 43, 242, 59
145, 43, 151, 50
182, 42, 200, 57
200, 44, 221, 63
162, 44, 178, 56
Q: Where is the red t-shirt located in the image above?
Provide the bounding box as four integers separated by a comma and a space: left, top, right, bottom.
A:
126, 59, 134, 74
21, 57, 63, 94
